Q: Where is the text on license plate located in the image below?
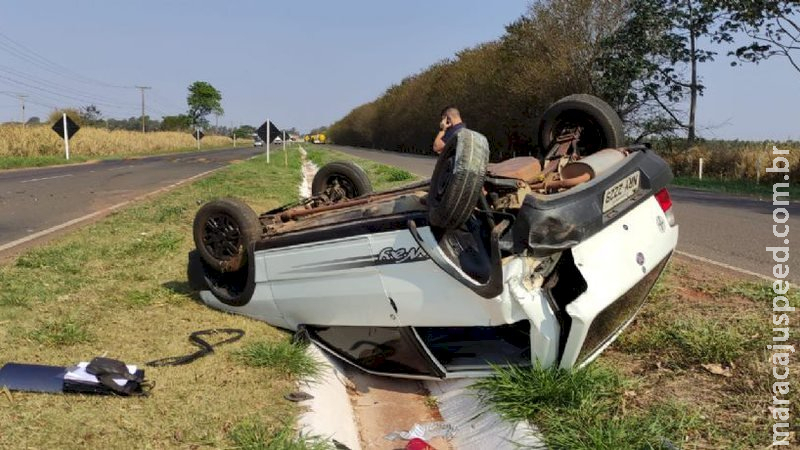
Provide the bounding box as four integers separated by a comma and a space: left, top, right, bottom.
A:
603, 171, 641, 213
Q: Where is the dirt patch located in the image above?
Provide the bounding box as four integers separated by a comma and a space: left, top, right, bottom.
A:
347, 369, 452, 450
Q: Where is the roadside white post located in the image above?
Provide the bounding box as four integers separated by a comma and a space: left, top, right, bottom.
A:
283, 130, 287, 167
62, 113, 70, 160
698, 157, 703, 180
196, 129, 200, 150
266, 117, 270, 164
757, 154, 763, 184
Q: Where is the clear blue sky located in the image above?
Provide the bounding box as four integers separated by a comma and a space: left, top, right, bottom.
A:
0, 0, 797, 140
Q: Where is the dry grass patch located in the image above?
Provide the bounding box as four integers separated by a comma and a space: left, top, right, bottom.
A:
658, 141, 800, 183
0, 144, 413, 449
0, 146, 347, 449
0, 123, 240, 169
605, 257, 799, 448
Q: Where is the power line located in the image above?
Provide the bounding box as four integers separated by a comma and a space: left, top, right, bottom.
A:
0, 74, 138, 113
0, 31, 136, 90
0, 91, 54, 109
0, 32, 192, 124
0, 31, 147, 122
150, 89, 184, 111
0, 64, 139, 109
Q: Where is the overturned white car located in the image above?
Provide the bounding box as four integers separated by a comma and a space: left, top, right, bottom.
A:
188, 95, 678, 379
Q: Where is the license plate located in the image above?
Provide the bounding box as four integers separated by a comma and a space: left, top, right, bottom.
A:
603, 171, 640, 213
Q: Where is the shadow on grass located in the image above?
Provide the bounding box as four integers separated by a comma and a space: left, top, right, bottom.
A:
161, 280, 206, 306
162, 280, 193, 296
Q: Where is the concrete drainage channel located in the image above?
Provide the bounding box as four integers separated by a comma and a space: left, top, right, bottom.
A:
298, 348, 545, 449
293, 147, 545, 449
298, 146, 318, 199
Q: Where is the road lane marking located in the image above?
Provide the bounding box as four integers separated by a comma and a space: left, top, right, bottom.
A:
20, 174, 74, 184
675, 250, 779, 284
107, 165, 136, 171
0, 168, 219, 254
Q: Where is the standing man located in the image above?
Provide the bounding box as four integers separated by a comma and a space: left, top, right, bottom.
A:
433, 106, 465, 154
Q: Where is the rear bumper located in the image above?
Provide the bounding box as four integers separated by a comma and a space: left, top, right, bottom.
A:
557, 196, 678, 368
502, 149, 673, 257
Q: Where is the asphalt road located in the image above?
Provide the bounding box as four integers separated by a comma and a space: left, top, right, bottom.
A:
327, 144, 798, 284
0, 146, 262, 253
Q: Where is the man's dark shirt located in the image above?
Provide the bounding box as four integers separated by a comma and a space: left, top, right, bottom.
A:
442, 123, 466, 144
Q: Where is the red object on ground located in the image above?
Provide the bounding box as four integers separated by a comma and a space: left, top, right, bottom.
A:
405, 438, 437, 450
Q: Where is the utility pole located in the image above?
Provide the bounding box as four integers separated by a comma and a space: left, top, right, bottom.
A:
17, 94, 27, 125
135, 86, 151, 132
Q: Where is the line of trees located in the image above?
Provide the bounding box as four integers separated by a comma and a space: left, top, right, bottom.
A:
328, 0, 799, 159
37, 81, 259, 137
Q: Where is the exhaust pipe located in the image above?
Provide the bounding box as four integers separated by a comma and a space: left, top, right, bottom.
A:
559, 148, 627, 181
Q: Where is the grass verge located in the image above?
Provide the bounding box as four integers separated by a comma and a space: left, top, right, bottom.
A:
474, 363, 700, 449
671, 175, 799, 200
305, 144, 419, 191
0, 143, 400, 449
476, 258, 798, 448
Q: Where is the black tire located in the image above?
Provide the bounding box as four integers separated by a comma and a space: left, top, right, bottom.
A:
538, 94, 625, 157
428, 128, 490, 229
311, 161, 372, 199
193, 198, 261, 273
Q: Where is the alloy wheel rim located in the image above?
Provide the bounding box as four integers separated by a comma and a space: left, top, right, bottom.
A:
202, 214, 242, 260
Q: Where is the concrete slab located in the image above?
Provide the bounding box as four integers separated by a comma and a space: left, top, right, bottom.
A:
297, 345, 362, 450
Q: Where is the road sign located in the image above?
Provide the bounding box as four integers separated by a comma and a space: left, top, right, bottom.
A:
192, 129, 205, 150
256, 120, 282, 143
51, 115, 80, 139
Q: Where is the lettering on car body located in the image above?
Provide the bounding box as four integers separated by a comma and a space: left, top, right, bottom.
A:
375, 246, 429, 264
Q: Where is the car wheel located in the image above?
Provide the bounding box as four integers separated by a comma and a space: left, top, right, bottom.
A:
538, 94, 625, 157
193, 198, 261, 273
428, 128, 489, 229
311, 161, 373, 199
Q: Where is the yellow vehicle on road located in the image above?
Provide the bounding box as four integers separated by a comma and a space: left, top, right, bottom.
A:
304, 133, 327, 144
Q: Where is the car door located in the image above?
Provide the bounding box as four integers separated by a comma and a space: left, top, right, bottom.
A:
265, 235, 397, 329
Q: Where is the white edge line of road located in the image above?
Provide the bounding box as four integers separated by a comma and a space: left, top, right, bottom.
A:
20, 173, 74, 184
0, 167, 222, 254
675, 250, 781, 284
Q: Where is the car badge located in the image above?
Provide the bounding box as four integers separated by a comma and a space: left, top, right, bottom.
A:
636, 252, 645, 265
656, 216, 666, 233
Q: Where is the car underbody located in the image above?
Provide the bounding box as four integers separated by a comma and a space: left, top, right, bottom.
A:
188, 94, 679, 379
